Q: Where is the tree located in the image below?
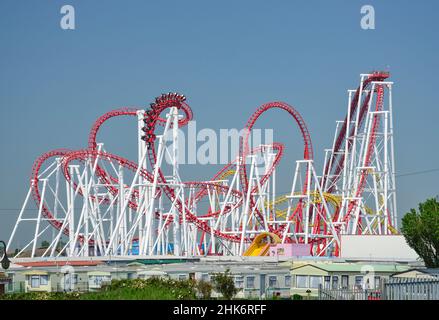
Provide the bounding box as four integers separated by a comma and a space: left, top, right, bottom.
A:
401, 198, 439, 267
56, 241, 67, 256
211, 269, 239, 300
40, 241, 50, 249
196, 280, 213, 300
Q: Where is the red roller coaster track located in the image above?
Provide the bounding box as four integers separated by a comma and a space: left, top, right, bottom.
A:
21, 72, 397, 258
29, 94, 313, 245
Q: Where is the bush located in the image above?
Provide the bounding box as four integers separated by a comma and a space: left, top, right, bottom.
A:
1, 277, 197, 300
1, 291, 81, 300
211, 269, 239, 300
292, 294, 303, 300
95, 277, 197, 300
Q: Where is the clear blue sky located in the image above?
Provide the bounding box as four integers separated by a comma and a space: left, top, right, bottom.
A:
1, 0, 438, 247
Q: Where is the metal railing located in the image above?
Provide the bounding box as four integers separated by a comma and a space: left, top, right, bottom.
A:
319, 278, 439, 300
318, 285, 381, 300
55, 282, 90, 292
382, 278, 439, 300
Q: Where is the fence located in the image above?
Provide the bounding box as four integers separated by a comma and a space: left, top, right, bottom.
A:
55, 281, 91, 292
383, 278, 439, 300
319, 278, 439, 300
55, 279, 113, 292
318, 286, 382, 300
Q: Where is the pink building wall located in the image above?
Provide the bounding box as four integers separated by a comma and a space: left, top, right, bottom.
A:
269, 243, 311, 257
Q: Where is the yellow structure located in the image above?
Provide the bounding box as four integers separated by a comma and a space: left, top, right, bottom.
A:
243, 232, 281, 256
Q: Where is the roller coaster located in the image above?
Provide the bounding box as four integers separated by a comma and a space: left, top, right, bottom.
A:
7, 72, 397, 258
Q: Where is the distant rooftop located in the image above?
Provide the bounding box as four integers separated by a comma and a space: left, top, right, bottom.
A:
292, 262, 410, 273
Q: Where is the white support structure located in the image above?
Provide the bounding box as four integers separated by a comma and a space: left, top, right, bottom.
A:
8, 75, 398, 259
323, 75, 397, 239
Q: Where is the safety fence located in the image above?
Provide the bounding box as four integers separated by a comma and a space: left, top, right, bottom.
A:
318, 287, 381, 300
319, 278, 439, 300
382, 278, 439, 300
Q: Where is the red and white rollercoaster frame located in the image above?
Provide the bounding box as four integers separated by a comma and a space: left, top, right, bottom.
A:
7, 72, 397, 258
